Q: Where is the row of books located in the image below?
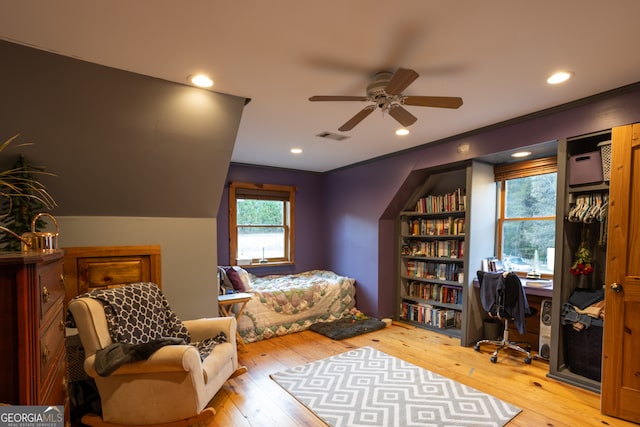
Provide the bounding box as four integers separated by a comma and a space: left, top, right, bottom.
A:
405, 281, 463, 305
407, 217, 465, 236
481, 257, 504, 272
414, 188, 466, 213
406, 260, 463, 282
399, 301, 462, 329
404, 239, 464, 259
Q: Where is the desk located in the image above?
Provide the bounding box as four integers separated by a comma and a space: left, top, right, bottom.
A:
473, 278, 553, 351
218, 292, 252, 350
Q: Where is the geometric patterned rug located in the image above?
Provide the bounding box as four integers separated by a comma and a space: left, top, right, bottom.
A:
270, 346, 521, 427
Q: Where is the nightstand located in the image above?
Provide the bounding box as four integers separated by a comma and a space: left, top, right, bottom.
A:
217, 292, 252, 350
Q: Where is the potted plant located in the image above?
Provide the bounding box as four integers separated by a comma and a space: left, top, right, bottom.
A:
0, 134, 57, 251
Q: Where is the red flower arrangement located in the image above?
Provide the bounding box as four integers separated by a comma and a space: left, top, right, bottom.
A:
570, 242, 593, 275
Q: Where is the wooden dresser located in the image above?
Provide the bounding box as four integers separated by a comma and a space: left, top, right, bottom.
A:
0, 250, 68, 421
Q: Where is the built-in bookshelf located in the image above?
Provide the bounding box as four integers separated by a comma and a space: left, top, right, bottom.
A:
399, 187, 467, 338
395, 161, 497, 346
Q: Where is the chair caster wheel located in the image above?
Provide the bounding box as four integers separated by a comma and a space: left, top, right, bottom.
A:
474, 344, 480, 352
490, 355, 497, 363
524, 357, 532, 364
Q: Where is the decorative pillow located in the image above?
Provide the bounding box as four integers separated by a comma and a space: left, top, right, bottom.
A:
217, 266, 233, 294
235, 267, 253, 292
224, 267, 245, 292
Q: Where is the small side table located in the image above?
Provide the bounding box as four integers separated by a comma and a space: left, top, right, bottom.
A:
218, 292, 252, 350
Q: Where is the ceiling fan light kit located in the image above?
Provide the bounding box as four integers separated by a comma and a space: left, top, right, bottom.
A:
310, 68, 463, 131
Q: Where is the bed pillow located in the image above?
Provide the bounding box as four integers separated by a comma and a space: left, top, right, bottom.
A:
223, 267, 246, 292
235, 267, 253, 292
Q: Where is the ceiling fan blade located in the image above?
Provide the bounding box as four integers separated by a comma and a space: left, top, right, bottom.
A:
338, 106, 376, 131
403, 96, 463, 109
309, 95, 369, 102
388, 105, 417, 127
385, 68, 419, 95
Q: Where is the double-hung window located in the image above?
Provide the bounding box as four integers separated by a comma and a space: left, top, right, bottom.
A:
495, 157, 557, 277
229, 182, 295, 266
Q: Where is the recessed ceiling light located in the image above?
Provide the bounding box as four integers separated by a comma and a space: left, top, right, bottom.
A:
189, 74, 213, 88
395, 128, 410, 136
290, 148, 302, 154
547, 71, 573, 85
512, 151, 532, 158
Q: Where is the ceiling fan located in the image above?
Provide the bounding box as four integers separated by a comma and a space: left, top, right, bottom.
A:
309, 68, 463, 132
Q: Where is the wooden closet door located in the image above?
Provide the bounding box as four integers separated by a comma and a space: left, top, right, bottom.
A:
601, 123, 640, 423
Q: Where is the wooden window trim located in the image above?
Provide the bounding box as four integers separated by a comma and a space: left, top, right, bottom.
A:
495, 157, 557, 278
229, 182, 296, 267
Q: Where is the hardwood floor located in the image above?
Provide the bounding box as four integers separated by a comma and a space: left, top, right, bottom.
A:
207, 322, 637, 427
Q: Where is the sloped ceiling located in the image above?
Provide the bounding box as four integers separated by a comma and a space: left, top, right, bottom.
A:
0, 40, 246, 218
1, 1, 639, 172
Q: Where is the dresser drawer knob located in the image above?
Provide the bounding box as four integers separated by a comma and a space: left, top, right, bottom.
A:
42, 286, 50, 303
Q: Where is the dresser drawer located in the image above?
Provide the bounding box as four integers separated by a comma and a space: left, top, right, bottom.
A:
39, 259, 65, 321
79, 256, 150, 292
41, 347, 67, 407
40, 302, 65, 385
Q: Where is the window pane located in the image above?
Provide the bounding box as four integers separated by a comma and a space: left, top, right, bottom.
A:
505, 173, 557, 218
237, 199, 284, 225
238, 226, 285, 259
502, 220, 555, 274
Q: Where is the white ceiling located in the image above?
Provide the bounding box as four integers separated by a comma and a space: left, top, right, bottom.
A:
1, 1, 639, 172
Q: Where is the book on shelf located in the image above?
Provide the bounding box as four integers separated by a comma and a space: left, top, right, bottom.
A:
481, 257, 504, 272
399, 301, 462, 329
406, 281, 463, 305
406, 260, 463, 282
408, 217, 465, 237
405, 239, 463, 258
414, 188, 466, 214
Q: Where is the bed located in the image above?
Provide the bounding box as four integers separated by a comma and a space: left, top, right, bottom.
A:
219, 268, 356, 343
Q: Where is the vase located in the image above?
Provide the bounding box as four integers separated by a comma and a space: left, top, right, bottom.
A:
576, 273, 594, 289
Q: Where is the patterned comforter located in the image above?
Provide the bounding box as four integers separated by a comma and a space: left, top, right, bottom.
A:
236, 270, 356, 343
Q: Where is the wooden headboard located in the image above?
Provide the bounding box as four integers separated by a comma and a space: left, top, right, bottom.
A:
63, 245, 161, 305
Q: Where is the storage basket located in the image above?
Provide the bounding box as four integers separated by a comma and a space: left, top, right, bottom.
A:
568, 150, 603, 186
563, 323, 602, 381
598, 140, 611, 181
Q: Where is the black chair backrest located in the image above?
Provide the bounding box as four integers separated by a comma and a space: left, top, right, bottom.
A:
477, 270, 524, 317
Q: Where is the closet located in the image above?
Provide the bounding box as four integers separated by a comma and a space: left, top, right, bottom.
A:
548, 129, 611, 392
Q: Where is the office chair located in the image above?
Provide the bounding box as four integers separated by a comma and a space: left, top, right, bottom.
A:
474, 270, 533, 364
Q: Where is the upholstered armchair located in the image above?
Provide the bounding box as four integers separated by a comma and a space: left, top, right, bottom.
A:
68, 283, 247, 427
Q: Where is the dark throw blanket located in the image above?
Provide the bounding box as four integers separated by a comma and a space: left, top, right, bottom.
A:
69, 282, 226, 374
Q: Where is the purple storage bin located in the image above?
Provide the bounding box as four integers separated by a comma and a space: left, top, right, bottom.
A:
569, 150, 603, 186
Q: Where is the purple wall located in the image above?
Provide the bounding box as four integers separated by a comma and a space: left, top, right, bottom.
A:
220, 85, 640, 318
327, 86, 640, 318
217, 164, 325, 276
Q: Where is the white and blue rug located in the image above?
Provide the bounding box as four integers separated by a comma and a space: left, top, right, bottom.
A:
270, 346, 521, 427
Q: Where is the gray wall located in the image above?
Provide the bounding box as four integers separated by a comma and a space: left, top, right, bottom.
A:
0, 40, 246, 319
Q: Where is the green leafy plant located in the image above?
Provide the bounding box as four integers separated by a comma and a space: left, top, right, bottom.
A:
0, 134, 57, 250
570, 229, 593, 276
